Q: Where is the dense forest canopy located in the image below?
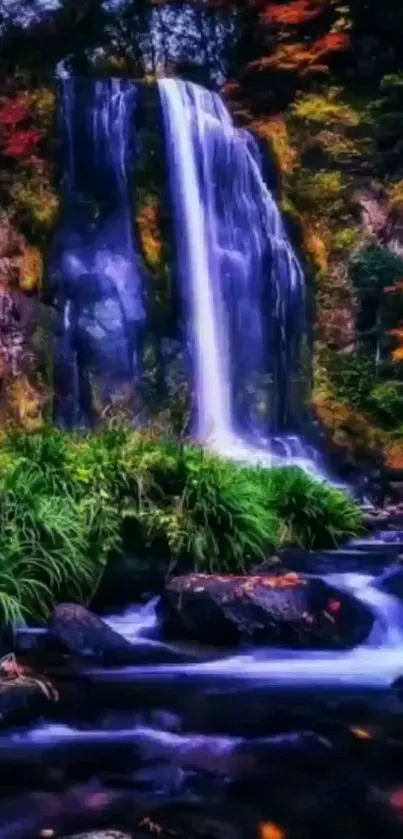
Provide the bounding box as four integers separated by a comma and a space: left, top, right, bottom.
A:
1, 0, 403, 468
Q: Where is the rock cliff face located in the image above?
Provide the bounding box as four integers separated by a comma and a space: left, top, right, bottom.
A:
246, 91, 403, 471
0, 86, 58, 426
0, 216, 52, 428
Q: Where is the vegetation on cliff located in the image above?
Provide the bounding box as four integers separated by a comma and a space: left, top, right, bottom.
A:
216, 1, 403, 467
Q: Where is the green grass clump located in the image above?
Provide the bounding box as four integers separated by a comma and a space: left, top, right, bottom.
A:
168, 448, 280, 572
251, 466, 364, 550
0, 427, 121, 628
0, 426, 364, 628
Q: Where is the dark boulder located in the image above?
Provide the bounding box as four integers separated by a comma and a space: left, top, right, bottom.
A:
49, 603, 194, 666
364, 503, 403, 532
374, 568, 403, 600
160, 573, 374, 649
0, 653, 58, 728
126, 726, 334, 779
49, 603, 140, 664
274, 545, 400, 577
91, 551, 170, 612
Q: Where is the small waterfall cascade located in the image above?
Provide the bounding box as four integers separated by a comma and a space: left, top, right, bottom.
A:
104, 568, 403, 687
158, 78, 314, 471
50, 77, 144, 426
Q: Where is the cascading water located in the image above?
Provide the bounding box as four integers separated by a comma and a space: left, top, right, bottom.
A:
50, 77, 144, 426
158, 78, 318, 472
102, 567, 403, 688
49, 75, 325, 473
7, 538, 403, 839
158, 79, 233, 445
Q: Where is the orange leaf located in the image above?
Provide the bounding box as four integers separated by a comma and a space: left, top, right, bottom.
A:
350, 727, 371, 739
259, 823, 286, 839
262, 1, 324, 26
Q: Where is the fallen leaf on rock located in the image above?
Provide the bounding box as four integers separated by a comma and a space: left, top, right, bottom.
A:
0, 653, 23, 679
282, 572, 300, 584
253, 575, 301, 589
259, 823, 285, 839
0, 653, 59, 701
350, 727, 371, 739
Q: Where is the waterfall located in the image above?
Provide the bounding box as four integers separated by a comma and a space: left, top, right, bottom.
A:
50, 76, 325, 474
158, 78, 315, 471
158, 78, 233, 443
51, 77, 144, 426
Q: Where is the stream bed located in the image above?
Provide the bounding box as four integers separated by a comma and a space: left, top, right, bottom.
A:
4, 533, 403, 839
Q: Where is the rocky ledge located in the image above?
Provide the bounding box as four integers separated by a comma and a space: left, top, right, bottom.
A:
159, 572, 374, 649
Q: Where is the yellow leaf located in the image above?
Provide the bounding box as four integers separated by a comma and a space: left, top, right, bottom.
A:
350, 727, 371, 740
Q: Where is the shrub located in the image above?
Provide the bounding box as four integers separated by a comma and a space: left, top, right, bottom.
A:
291, 89, 360, 127
250, 466, 364, 550
0, 461, 108, 627
368, 381, 403, 428
0, 427, 364, 627
292, 169, 347, 217
116, 442, 281, 573
350, 244, 403, 306
325, 349, 376, 410
177, 448, 280, 572
0, 428, 121, 628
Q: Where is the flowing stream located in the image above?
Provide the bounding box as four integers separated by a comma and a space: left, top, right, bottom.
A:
98, 568, 403, 687
2, 539, 403, 838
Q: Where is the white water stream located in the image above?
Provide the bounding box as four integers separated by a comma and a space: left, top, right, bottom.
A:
98, 569, 403, 688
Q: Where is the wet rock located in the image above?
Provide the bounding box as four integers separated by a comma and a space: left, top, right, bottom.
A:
126, 726, 335, 781
49, 604, 194, 666
374, 568, 403, 600
273, 547, 393, 576
13, 628, 70, 661
0, 783, 129, 839
160, 573, 374, 649
0, 682, 52, 729
364, 503, 403, 532
48, 604, 148, 665
0, 653, 58, 728
391, 674, 403, 703
90, 551, 171, 612
134, 807, 258, 839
